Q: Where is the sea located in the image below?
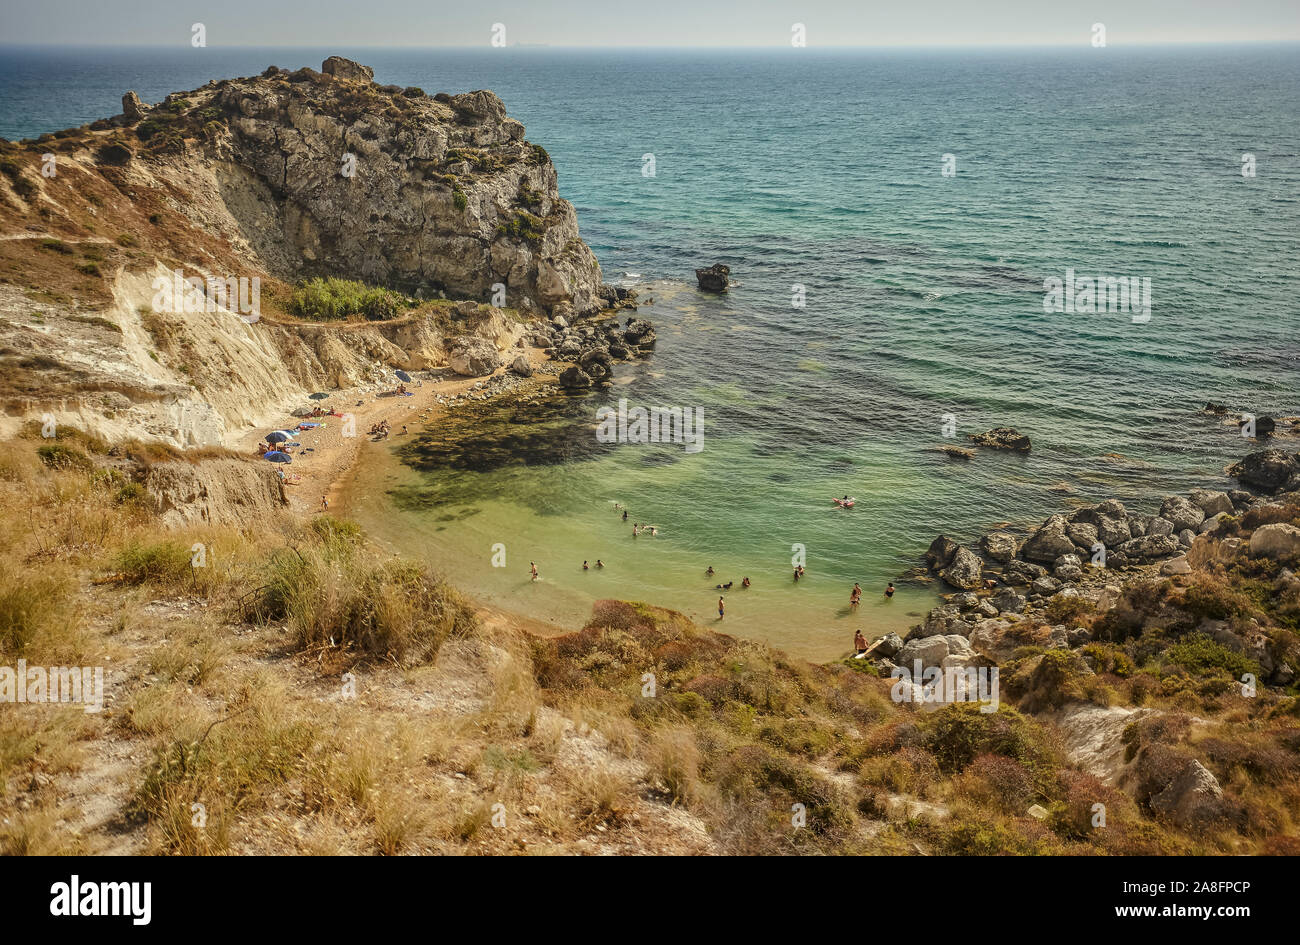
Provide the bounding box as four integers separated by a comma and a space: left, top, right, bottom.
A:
2, 44, 1298, 659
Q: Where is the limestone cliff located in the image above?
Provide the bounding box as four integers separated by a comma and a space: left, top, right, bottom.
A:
0, 57, 626, 447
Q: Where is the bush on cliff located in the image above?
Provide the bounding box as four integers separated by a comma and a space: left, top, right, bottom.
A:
289, 277, 407, 321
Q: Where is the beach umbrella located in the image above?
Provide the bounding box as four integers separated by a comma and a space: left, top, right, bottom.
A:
395, 370, 412, 383
266, 431, 290, 444
263, 451, 292, 463
309, 392, 330, 400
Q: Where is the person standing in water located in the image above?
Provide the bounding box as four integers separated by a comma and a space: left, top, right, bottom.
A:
583, 560, 589, 570
851, 583, 862, 607
854, 629, 867, 655
885, 582, 895, 598
622, 510, 628, 521
596, 560, 604, 568
530, 561, 538, 581
718, 596, 725, 620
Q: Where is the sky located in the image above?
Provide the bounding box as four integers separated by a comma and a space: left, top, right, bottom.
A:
2, 0, 1299, 47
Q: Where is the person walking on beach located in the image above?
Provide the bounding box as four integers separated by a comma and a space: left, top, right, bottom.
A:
851, 582, 862, 607
530, 561, 539, 581
885, 582, 895, 598
854, 629, 867, 655
321, 495, 329, 511
717, 596, 725, 620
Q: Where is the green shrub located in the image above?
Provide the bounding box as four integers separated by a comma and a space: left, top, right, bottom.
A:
452, 188, 468, 211
39, 238, 73, 255
288, 278, 406, 322
35, 443, 91, 471
1164, 633, 1259, 679
113, 540, 194, 586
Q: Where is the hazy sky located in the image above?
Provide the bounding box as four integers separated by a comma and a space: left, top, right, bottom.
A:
3, 0, 1299, 47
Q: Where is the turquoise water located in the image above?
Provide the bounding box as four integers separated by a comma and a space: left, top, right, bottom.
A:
4, 45, 1299, 657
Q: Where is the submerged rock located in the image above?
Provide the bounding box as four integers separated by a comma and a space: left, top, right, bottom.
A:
1230, 449, 1300, 493
968, 427, 1031, 452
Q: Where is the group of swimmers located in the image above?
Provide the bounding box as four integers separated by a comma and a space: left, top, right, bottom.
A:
582, 560, 605, 570
615, 503, 659, 538
850, 581, 894, 607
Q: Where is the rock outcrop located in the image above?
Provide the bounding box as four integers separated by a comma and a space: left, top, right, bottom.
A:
201, 58, 604, 315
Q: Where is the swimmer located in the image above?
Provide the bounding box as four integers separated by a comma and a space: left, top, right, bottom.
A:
583, 560, 589, 570
885, 582, 895, 598
741, 577, 751, 588
595, 559, 604, 568
706, 566, 714, 576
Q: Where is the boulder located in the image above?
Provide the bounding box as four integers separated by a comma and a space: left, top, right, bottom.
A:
1095, 515, 1132, 547
968, 427, 1031, 452
1189, 488, 1234, 517
940, 546, 984, 590
990, 586, 1026, 614
122, 90, 147, 122
1031, 575, 1063, 596
874, 632, 904, 658
1066, 521, 1098, 550
1004, 559, 1048, 585
321, 57, 376, 82
447, 340, 502, 377
558, 366, 593, 390
1021, 515, 1076, 562
1146, 516, 1175, 537
1116, 534, 1181, 562
694, 263, 731, 292
979, 531, 1020, 563
896, 635, 953, 672
508, 356, 533, 377
1149, 760, 1223, 828
926, 535, 959, 570
1249, 523, 1300, 560
1159, 496, 1205, 532
1229, 449, 1300, 493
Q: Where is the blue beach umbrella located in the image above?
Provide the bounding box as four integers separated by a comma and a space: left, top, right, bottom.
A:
263, 451, 292, 463
395, 370, 412, 383
266, 431, 290, 444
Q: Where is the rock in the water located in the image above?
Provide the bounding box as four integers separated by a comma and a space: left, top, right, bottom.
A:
1249, 523, 1300, 560
448, 340, 502, 377
925, 535, 959, 570
1229, 449, 1300, 493
695, 263, 731, 292
558, 365, 592, 390
321, 57, 375, 82
940, 546, 984, 590
968, 427, 1031, 452
979, 531, 1020, 563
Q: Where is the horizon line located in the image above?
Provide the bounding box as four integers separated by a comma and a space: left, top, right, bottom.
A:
3, 40, 1299, 50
